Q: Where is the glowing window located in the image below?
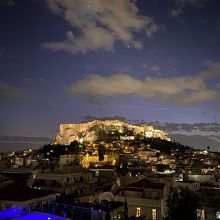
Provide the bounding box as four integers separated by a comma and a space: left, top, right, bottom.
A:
216, 211, 220, 219
136, 207, 141, 217
152, 208, 157, 220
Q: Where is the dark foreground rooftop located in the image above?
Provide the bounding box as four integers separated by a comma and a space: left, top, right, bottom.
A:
0, 183, 55, 202
125, 178, 165, 190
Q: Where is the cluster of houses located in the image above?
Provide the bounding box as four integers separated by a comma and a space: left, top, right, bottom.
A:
0, 145, 220, 219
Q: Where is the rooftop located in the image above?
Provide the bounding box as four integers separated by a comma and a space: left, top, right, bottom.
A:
0, 183, 55, 202
125, 178, 165, 190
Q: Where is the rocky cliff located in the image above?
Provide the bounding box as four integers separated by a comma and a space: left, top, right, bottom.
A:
53, 120, 170, 145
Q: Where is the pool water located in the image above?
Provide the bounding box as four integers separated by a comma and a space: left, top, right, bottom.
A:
0, 207, 26, 219
14, 213, 66, 220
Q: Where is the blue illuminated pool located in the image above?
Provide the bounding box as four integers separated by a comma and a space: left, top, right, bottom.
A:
14, 213, 66, 220
0, 207, 26, 220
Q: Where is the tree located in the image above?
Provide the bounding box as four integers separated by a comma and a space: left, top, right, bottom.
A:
69, 141, 82, 154
98, 145, 106, 161
165, 187, 199, 220
105, 211, 111, 220
38, 141, 82, 159
123, 197, 129, 220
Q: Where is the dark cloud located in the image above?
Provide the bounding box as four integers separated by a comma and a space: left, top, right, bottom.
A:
84, 115, 127, 122
0, 81, 25, 100
199, 60, 220, 80
170, 134, 219, 150
149, 122, 220, 150
0, 0, 15, 6
171, 0, 208, 17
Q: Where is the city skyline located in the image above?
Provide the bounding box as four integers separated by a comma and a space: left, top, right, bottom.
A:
0, 0, 220, 138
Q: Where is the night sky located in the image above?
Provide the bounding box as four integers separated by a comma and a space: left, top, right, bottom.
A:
0, 0, 220, 138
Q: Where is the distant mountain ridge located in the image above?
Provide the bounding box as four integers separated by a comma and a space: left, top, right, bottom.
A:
148, 122, 220, 150
0, 136, 51, 142
53, 120, 170, 145
0, 136, 51, 152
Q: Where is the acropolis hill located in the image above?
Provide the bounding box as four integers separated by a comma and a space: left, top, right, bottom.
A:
53, 120, 170, 145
